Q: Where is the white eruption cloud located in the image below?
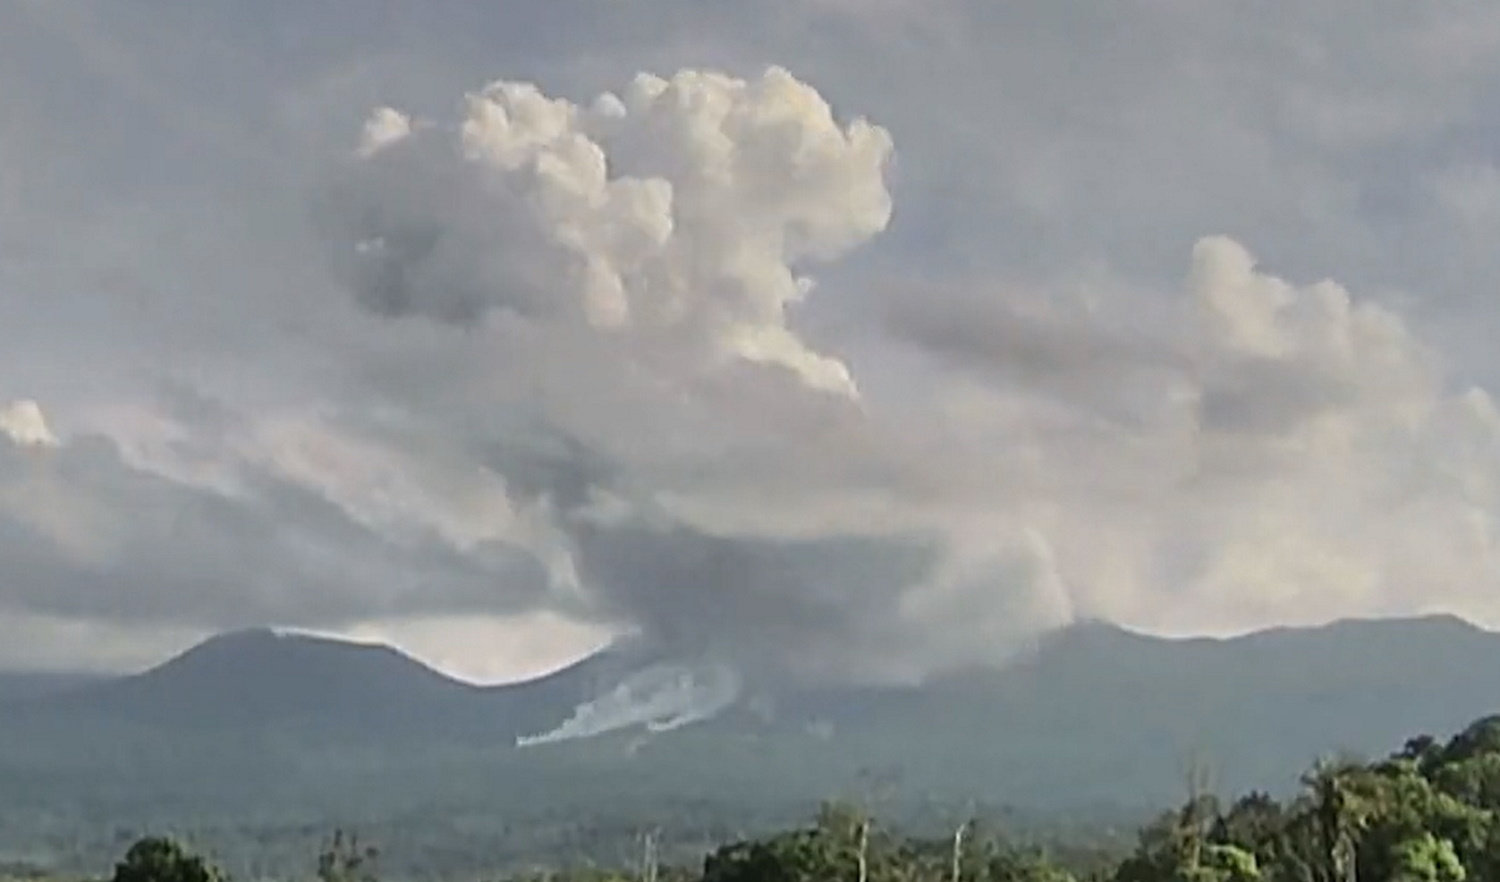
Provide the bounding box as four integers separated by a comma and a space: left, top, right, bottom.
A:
329, 66, 893, 397
319, 66, 1044, 690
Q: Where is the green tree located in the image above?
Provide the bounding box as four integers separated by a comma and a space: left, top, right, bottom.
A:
1192, 845, 1260, 882
1435, 717, 1500, 768
1211, 792, 1286, 861
983, 847, 1077, 882
1298, 758, 1378, 882
316, 830, 378, 882
703, 829, 840, 882
1389, 832, 1466, 882
111, 837, 225, 882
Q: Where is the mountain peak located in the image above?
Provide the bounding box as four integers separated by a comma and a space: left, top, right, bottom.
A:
25, 624, 496, 742
147, 626, 410, 680
188, 625, 298, 650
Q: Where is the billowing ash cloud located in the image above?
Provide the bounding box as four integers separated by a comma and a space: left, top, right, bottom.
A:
313, 67, 1078, 689
323, 66, 893, 398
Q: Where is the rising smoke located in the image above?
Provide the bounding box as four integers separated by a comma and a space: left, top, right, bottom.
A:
319, 66, 927, 741
516, 659, 743, 747
316, 66, 1500, 746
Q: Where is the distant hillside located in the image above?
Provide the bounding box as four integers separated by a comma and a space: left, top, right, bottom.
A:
824, 613, 1500, 805
0, 671, 102, 703
0, 627, 672, 752
14, 628, 481, 743
3, 615, 1500, 809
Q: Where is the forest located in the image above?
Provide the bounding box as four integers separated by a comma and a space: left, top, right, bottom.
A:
16, 713, 1500, 882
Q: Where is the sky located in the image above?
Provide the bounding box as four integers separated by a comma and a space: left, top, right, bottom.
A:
5, 0, 1500, 685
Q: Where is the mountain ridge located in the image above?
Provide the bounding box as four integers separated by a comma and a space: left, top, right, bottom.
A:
5, 613, 1500, 808
7, 612, 1486, 698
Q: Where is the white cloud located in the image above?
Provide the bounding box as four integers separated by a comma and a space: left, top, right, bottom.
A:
356, 107, 412, 158
888, 236, 1500, 638
326, 66, 893, 398
0, 400, 56, 447
0, 400, 558, 651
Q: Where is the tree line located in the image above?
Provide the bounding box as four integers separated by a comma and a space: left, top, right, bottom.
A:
74, 714, 1500, 882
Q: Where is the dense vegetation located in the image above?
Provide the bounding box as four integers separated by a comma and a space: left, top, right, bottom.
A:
19, 713, 1500, 882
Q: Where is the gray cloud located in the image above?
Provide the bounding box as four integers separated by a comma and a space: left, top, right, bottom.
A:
6, 0, 1500, 681
1197, 356, 1359, 436
0, 414, 552, 633
568, 519, 943, 684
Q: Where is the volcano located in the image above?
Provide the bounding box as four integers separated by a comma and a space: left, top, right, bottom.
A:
4, 615, 1500, 807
